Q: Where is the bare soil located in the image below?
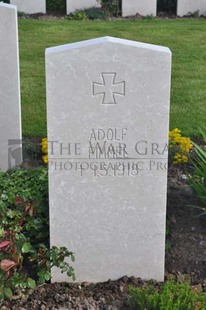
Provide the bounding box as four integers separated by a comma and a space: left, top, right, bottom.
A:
166, 166, 206, 284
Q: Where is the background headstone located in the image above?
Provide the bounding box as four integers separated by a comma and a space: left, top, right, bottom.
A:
177, 0, 206, 16
10, 0, 46, 14
0, 3, 22, 171
46, 36, 171, 283
122, 0, 157, 17
66, 0, 100, 14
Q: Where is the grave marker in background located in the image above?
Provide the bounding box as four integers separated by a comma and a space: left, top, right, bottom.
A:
0, 3, 22, 171
46, 36, 171, 283
122, 0, 157, 17
177, 0, 206, 16
66, 0, 100, 15
10, 0, 46, 14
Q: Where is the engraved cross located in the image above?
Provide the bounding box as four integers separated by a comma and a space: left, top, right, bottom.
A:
93, 73, 125, 104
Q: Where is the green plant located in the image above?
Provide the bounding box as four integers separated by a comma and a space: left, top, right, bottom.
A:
98, 0, 121, 16
0, 168, 75, 300
67, 10, 88, 20
129, 278, 206, 309
188, 131, 206, 217
143, 15, 156, 20
187, 10, 200, 18
169, 128, 193, 165
46, 0, 66, 13
82, 7, 109, 20
193, 10, 200, 18
67, 7, 109, 21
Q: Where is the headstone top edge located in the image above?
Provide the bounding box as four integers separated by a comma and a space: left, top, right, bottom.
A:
45, 36, 171, 56
0, 2, 17, 10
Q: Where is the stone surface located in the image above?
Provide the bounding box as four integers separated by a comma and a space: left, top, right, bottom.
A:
0, 3, 22, 171
177, 0, 206, 16
66, 0, 100, 14
46, 36, 171, 283
122, 0, 157, 17
10, 0, 46, 14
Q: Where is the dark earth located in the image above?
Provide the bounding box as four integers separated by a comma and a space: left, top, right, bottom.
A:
1, 142, 206, 309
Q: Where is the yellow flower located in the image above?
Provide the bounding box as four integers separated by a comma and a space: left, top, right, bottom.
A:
41, 138, 48, 164
42, 155, 48, 164
41, 138, 48, 154
169, 128, 193, 165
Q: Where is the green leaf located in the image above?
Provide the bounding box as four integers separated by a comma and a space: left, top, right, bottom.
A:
0, 292, 4, 300
67, 270, 72, 277
0, 228, 4, 238
67, 268, 74, 277
38, 277, 46, 285
3, 287, 13, 299
28, 278, 36, 289
71, 254, 75, 262
22, 242, 31, 253
19, 282, 27, 289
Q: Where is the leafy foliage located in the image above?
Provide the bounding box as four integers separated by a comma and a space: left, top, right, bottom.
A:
67, 7, 109, 20
0, 168, 75, 300
99, 0, 121, 16
189, 131, 206, 217
129, 278, 206, 309
80, 7, 109, 20
67, 10, 89, 21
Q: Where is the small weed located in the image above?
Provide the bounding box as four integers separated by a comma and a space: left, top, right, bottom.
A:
129, 278, 206, 309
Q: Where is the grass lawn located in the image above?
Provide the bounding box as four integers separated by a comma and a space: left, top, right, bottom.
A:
19, 18, 206, 138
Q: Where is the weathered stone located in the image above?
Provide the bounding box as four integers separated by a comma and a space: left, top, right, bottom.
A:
0, 3, 22, 171
46, 36, 171, 283
10, 0, 46, 14
122, 0, 157, 17
66, 0, 100, 15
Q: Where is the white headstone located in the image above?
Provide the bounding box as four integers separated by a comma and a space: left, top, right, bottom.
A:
46, 36, 171, 283
177, 0, 206, 16
0, 3, 22, 171
66, 0, 100, 14
122, 0, 157, 17
10, 0, 46, 14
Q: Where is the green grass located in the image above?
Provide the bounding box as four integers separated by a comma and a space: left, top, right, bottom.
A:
19, 18, 206, 138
